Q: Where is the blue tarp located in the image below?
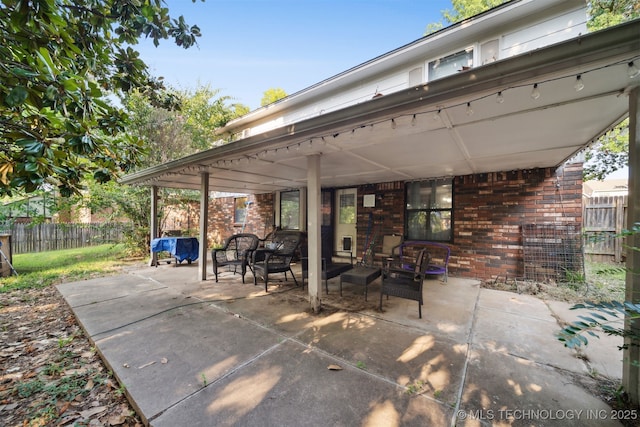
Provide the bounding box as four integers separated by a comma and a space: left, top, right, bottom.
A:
151, 237, 199, 263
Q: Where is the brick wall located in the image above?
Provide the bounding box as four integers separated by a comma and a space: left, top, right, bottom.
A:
452, 163, 582, 280
202, 163, 582, 280
206, 193, 275, 248
356, 182, 405, 258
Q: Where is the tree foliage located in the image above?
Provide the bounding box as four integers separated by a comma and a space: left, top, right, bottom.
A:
177, 86, 250, 152
424, 0, 507, 34
587, 0, 640, 31
583, 1, 639, 180
0, 0, 203, 197
260, 88, 288, 107
557, 299, 640, 350
124, 86, 249, 168
76, 86, 245, 254
583, 119, 629, 181
441, 0, 506, 23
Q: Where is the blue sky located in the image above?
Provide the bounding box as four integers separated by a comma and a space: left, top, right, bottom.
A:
137, 0, 453, 110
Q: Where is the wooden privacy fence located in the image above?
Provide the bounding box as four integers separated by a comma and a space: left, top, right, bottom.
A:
0, 222, 128, 254
582, 195, 627, 263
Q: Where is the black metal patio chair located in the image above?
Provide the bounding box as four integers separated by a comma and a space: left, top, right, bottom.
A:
251, 230, 304, 292
379, 249, 430, 318
211, 233, 260, 283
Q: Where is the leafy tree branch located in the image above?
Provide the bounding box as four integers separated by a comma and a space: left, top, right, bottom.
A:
0, 0, 203, 197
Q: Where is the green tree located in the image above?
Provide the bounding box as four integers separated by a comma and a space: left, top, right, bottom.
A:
583, 1, 639, 180
76, 86, 245, 254
424, 0, 507, 34
583, 121, 629, 181
587, 0, 640, 31
0, 0, 203, 197
260, 88, 288, 107
178, 85, 250, 151
441, 0, 506, 23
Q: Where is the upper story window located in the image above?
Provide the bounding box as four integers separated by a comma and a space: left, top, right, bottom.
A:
427, 48, 474, 81
406, 179, 453, 242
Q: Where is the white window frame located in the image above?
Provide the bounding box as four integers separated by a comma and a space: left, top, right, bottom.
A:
426, 45, 476, 82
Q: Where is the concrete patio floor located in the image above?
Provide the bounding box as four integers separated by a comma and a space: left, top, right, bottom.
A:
56, 260, 624, 426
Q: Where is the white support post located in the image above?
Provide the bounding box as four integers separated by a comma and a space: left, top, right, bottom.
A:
199, 172, 210, 281
307, 154, 322, 313
624, 87, 640, 404
149, 185, 159, 267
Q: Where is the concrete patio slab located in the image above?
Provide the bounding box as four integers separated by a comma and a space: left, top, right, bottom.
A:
58, 278, 192, 338
57, 274, 168, 307
153, 339, 453, 427
55, 262, 624, 427
93, 300, 283, 423
459, 349, 621, 427
296, 310, 468, 406
546, 299, 624, 380
471, 289, 586, 374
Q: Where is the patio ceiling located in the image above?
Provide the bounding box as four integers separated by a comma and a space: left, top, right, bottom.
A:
121, 21, 640, 193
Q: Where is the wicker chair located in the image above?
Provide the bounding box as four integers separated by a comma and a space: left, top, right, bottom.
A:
251, 230, 304, 292
211, 233, 260, 283
379, 249, 430, 318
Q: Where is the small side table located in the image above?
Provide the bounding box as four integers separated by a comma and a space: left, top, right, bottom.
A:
340, 267, 382, 301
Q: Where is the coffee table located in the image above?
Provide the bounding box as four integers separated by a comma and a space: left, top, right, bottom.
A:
340, 266, 382, 301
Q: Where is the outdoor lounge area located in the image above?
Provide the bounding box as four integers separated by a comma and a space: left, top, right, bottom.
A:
57, 258, 623, 426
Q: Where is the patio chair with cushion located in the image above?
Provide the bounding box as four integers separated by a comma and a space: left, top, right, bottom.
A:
373, 234, 402, 266
211, 233, 260, 283
379, 249, 430, 319
251, 230, 304, 292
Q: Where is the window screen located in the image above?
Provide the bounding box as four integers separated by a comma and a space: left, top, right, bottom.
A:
406, 179, 453, 241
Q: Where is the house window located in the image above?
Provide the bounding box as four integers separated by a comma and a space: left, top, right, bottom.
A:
339, 193, 355, 224
234, 197, 248, 224
406, 179, 453, 242
427, 48, 473, 81
280, 190, 300, 230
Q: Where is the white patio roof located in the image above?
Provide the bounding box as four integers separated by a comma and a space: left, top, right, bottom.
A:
121, 20, 640, 193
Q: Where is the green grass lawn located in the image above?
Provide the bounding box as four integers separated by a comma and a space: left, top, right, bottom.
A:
0, 244, 136, 293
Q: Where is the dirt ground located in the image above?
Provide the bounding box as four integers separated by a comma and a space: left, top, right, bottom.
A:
0, 285, 143, 427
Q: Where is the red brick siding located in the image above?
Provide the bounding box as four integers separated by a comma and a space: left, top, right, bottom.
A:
202, 163, 582, 280
206, 193, 275, 248
355, 182, 405, 258
452, 163, 582, 280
